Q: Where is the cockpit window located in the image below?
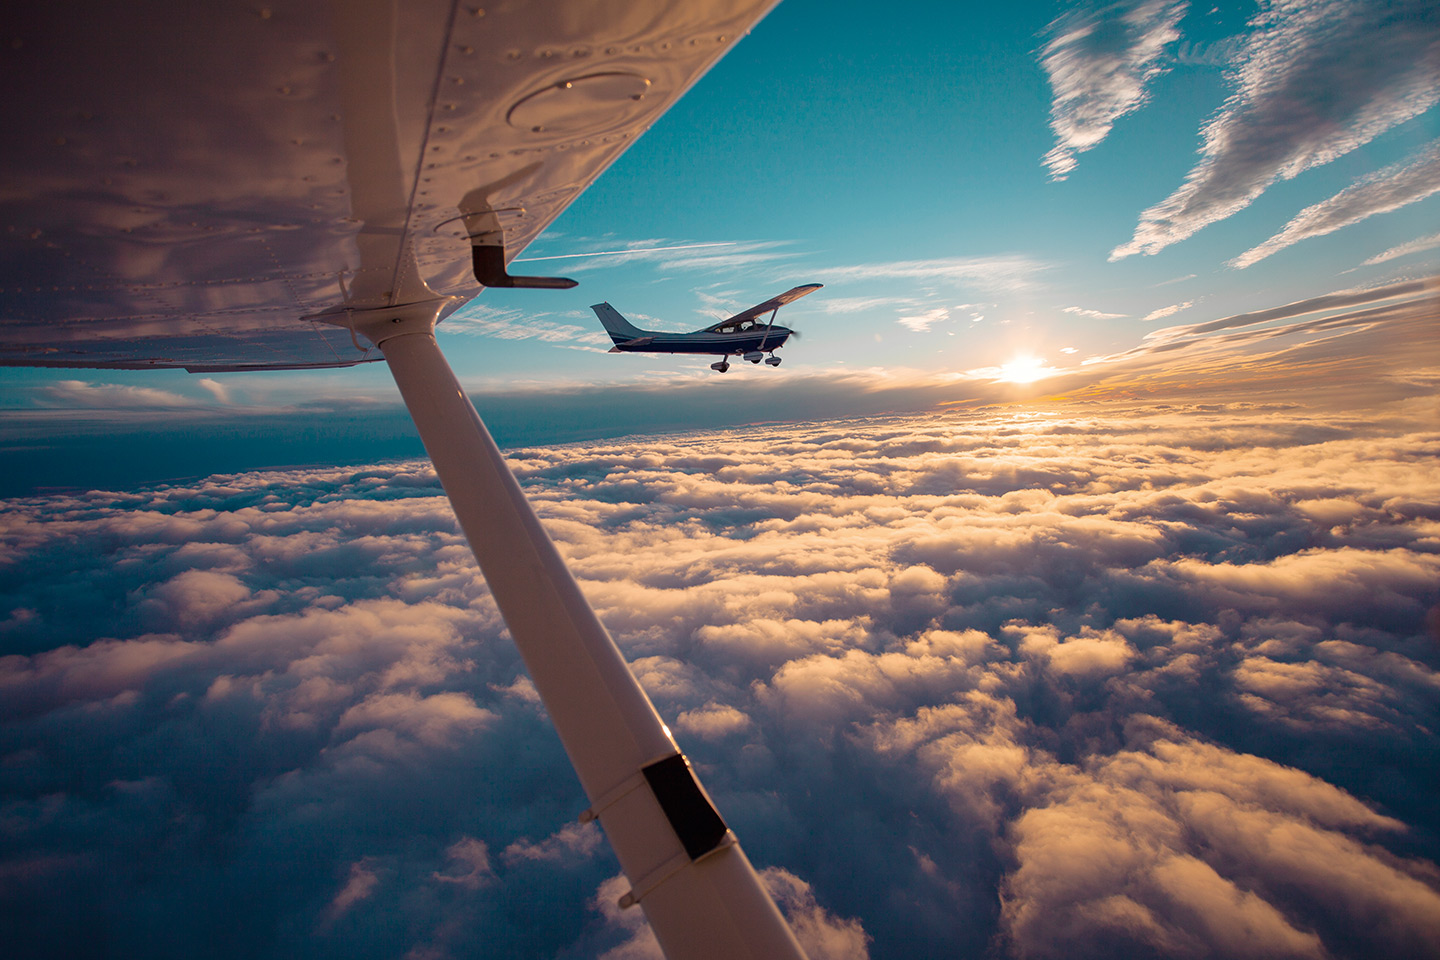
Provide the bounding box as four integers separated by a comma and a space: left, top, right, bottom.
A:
707, 318, 779, 334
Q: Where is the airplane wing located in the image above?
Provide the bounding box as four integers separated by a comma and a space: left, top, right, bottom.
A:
1, 4, 812, 959
704, 282, 823, 331
0, 0, 777, 371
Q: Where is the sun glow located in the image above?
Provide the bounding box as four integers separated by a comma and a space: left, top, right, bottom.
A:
997, 353, 1053, 384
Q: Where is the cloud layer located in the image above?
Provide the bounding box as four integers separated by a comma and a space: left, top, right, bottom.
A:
2, 396, 1438, 958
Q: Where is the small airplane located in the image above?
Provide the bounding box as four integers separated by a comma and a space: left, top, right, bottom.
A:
592, 283, 822, 372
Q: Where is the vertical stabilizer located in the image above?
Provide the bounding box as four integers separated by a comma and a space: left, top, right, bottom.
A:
591, 302, 649, 344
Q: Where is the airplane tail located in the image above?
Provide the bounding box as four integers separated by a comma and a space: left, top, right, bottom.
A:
590, 302, 648, 344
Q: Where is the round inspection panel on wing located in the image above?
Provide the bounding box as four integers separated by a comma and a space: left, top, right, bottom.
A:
506, 72, 653, 139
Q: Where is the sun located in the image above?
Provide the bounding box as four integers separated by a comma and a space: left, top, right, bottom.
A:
996, 353, 1053, 384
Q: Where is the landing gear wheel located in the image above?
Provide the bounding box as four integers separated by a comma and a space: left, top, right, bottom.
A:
711, 359, 730, 373
765, 355, 781, 367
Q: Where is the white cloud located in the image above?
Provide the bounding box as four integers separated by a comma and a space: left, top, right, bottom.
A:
1364, 230, 1440, 266
999, 723, 1428, 959
1064, 305, 1128, 319
517, 238, 793, 276
1172, 35, 1246, 67
1143, 300, 1193, 321
763, 868, 872, 960
196, 378, 233, 404
819, 256, 1046, 294
897, 307, 950, 332
674, 701, 753, 740
501, 822, 603, 865
322, 859, 381, 926
513, 241, 738, 263
431, 836, 494, 889
1040, 0, 1189, 180
1112, 0, 1440, 260
443, 303, 610, 345
817, 296, 906, 315
1233, 140, 1440, 268
1143, 275, 1438, 340
36, 380, 198, 409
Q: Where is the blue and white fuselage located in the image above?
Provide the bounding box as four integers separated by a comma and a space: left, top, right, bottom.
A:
591, 283, 821, 372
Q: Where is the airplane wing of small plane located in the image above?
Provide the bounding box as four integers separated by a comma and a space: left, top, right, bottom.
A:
593, 282, 820, 371
702, 283, 824, 330
0, 4, 809, 958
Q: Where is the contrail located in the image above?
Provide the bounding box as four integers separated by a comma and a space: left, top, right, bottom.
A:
513, 241, 737, 262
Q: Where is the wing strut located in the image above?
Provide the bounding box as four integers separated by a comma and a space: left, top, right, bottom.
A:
339, 300, 808, 960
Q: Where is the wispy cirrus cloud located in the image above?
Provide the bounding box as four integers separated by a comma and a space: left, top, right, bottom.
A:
818, 296, 987, 331
1112, 0, 1440, 260
1144, 275, 1440, 341
1040, 0, 1188, 180
1143, 300, 1193, 321
818, 255, 1046, 294
1171, 34, 1246, 67
897, 307, 952, 332
1081, 275, 1440, 375
513, 241, 739, 263
1232, 140, 1440, 268
1364, 231, 1440, 266
814, 296, 898, 315
1063, 305, 1128, 319
517, 238, 795, 275
443, 303, 610, 346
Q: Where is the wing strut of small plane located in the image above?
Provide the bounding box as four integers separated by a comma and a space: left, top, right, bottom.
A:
334, 298, 809, 960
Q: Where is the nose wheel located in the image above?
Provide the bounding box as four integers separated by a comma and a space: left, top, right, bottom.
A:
711, 357, 731, 373
765, 354, 781, 367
